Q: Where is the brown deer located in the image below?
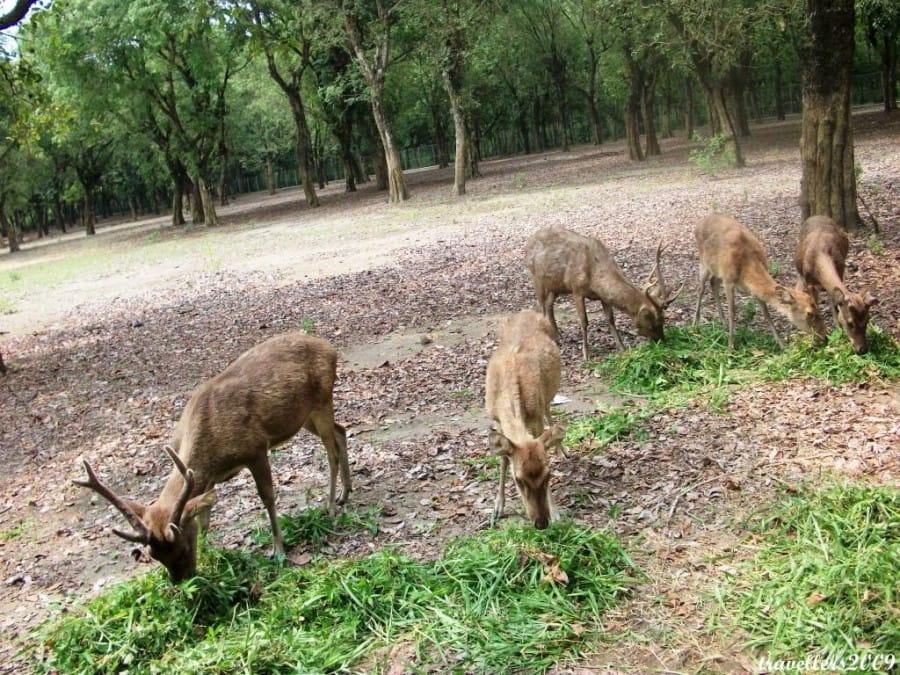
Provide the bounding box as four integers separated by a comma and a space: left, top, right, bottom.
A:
795, 215, 876, 354
693, 213, 826, 348
485, 310, 566, 529
525, 227, 680, 359
74, 332, 351, 582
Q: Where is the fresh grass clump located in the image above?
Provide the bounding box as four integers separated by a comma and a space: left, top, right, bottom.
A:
35, 522, 637, 673
590, 324, 776, 401
720, 485, 899, 662
765, 327, 900, 384
565, 406, 648, 448
252, 506, 380, 548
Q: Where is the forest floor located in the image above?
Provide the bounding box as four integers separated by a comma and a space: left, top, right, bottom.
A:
0, 109, 898, 674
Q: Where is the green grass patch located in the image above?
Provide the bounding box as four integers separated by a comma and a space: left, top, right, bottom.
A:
567, 324, 900, 451
252, 507, 380, 549
716, 484, 899, 663
33, 521, 637, 674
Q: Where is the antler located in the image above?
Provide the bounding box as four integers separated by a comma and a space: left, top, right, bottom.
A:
643, 241, 683, 308
163, 446, 195, 539
73, 459, 150, 544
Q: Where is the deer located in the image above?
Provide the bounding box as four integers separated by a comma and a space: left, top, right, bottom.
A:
794, 215, 876, 354
74, 331, 352, 583
485, 310, 566, 530
525, 227, 681, 359
693, 213, 827, 349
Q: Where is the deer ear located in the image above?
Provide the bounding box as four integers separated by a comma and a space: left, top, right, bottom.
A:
124, 499, 148, 519
488, 429, 513, 456
863, 289, 878, 307
776, 288, 796, 305
831, 288, 845, 306
183, 489, 217, 522
540, 423, 567, 451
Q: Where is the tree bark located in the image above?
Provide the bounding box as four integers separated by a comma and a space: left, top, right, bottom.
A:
799, 0, 859, 229
197, 178, 218, 227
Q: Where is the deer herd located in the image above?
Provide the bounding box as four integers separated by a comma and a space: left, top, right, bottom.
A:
75, 213, 876, 583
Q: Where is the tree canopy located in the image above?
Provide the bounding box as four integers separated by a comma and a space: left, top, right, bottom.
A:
0, 0, 892, 246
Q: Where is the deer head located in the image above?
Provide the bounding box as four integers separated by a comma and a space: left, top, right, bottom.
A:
637, 241, 683, 340
74, 447, 217, 583
489, 425, 565, 530
833, 288, 877, 354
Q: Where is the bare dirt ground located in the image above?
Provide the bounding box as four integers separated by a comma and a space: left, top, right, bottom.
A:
0, 110, 898, 673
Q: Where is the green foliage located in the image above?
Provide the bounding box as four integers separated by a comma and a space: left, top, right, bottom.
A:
34, 522, 637, 674
565, 406, 648, 448
298, 316, 317, 335
867, 234, 885, 255
253, 507, 380, 549
689, 133, 736, 174
719, 485, 899, 662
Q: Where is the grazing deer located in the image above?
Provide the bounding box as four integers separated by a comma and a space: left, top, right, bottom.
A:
525, 227, 680, 359
693, 213, 826, 348
485, 310, 566, 529
74, 332, 351, 582
795, 215, 876, 354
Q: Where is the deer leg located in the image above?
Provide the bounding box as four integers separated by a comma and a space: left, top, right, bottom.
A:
599, 299, 625, 352
304, 407, 351, 513
712, 278, 727, 329
544, 292, 559, 338
492, 454, 509, 526
725, 283, 736, 348
759, 301, 786, 348
574, 293, 594, 358
694, 270, 709, 325
247, 455, 285, 557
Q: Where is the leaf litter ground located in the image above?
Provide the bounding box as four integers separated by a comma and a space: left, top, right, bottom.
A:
0, 110, 898, 673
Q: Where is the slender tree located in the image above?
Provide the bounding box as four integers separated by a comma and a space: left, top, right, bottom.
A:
341, 0, 410, 203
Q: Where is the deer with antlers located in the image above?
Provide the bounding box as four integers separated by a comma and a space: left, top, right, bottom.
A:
794, 215, 876, 354
74, 332, 351, 582
525, 227, 681, 359
693, 213, 826, 348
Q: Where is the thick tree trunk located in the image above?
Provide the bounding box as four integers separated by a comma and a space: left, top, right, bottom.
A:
625, 94, 644, 161
800, 0, 859, 229
198, 178, 218, 227
880, 36, 898, 111
369, 94, 408, 203
641, 83, 661, 156
291, 103, 319, 208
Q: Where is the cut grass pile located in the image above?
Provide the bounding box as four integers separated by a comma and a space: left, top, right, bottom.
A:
33, 520, 638, 674
567, 324, 900, 449
717, 484, 899, 664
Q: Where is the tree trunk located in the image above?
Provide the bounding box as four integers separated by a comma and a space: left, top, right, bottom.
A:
83, 187, 96, 236
684, 78, 695, 140
290, 102, 320, 208
880, 35, 898, 111
266, 153, 276, 195
624, 94, 644, 161
800, 0, 859, 229
0, 207, 19, 253
190, 180, 204, 225
641, 81, 661, 156
198, 178, 218, 226
369, 91, 408, 203
774, 59, 786, 120
443, 49, 469, 196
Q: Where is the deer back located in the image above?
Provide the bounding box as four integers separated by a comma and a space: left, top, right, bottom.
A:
173, 332, 338, 486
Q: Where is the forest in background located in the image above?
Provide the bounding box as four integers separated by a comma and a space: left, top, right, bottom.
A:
0, 0, 898, 245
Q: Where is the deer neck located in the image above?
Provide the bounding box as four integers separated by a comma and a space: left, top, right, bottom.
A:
600, 274, 650, 315
809, 252, 847, 297
493, 385, 536, 446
